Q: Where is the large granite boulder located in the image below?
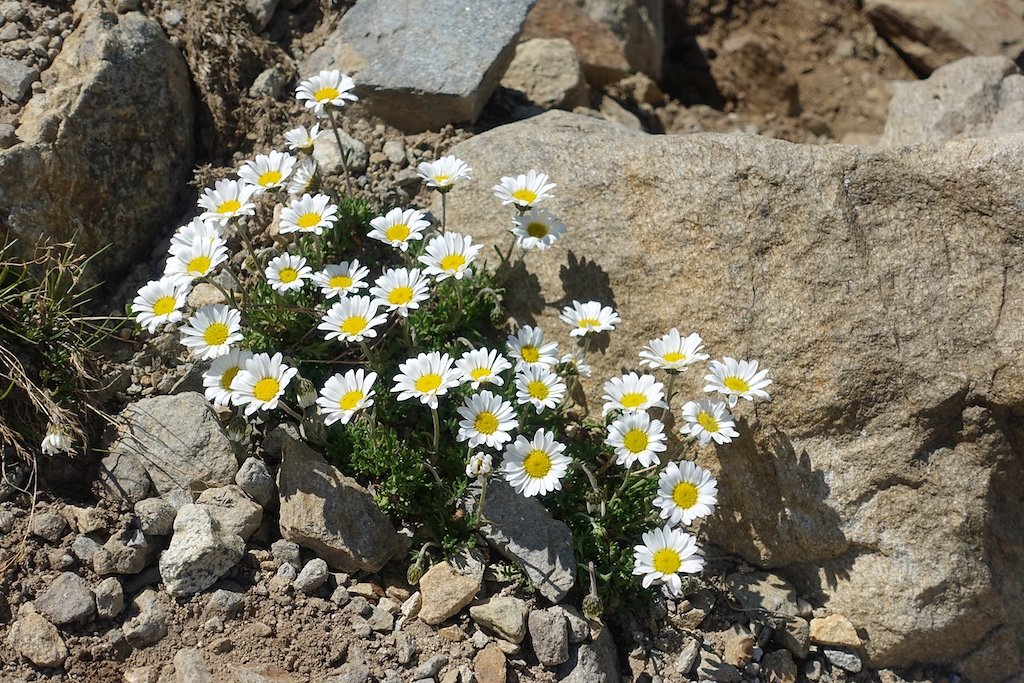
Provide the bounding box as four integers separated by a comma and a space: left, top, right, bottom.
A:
440, 110, 1024, 679
0, 1, 193, 283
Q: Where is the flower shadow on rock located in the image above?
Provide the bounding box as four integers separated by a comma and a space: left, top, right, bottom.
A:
556, 250, 617, 354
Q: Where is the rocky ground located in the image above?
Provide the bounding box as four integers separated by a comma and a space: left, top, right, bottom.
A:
2, 0, 1023, 682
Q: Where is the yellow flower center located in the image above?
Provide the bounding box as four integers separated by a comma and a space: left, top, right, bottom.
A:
203, 322, 230, 346
385, 224, 410, 242
217, 199, 241, 214
388, 286, 414, 305
339, 390, 363, 411
258, 170, 282, 187
278, 268, 299, 284
328, 275, 353, 290
152, 296, 177, 317
620, 392, 647, 409
474, 411, 499, 435
526, 221, 549, 238
433, 174, 450, 185
340, 316, 367, 335
415, 373, 443, 394
623, 428, 649, 454
219, 366, 240, 390
439, 254, 466, 272
511, 188, 538, 204
519, 345, 540, 364
578, 318, 601, 329
696, 411, 719, 433
314, 86, 340, 102
663, 352, 686, 363
297, 212, 321, 229
523, 449, 552, 478
470, 367, 491, 381
187, 255, 212, 275
253, 377, 281, 402
673, 481, 699, 509
724, 376, 751, 393
652, 548, 681, 574
527, 380, 550, 401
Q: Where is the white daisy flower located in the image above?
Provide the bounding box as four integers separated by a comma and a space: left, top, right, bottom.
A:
163, 237, 229, 285
391, 351, 461, 410
179, 304, 243, 360
198, 179, 257, 224
492, 170, 556, 208
288, 158, 317, 196
169, 218, 222, 256
280, 193, 338, 236
369, 267, 430, 317
703, 357, 773, 407
632, 525, 704, 596
456, 348, 512, 389
640, 329, 710, 373
606, 411, 667, 468
265, 253, 312, 292
558, 349, 592, 378
602, 372, 667, 416
515, 365, 567, 414
456, 390, 518, 449
317, 369, 378, 426
654, 461, 718, 527
418, 232, 482, 281
506, 325, 559, 370
232, 352, 299, 416
318, 295, 388, 343
238, 151, 296, 194
511, 208, 566, 250
679, 398, 740, 446
203, 348, 253, 407
559, 300, 621, 338
418, 156, 472, 191
133, 278, 189, 333
41, 425, 72, 456
312, 260, 370, 299
501, 428, 570, 497
466, 452, 493, 479
367, 207, 430, 251
284, 123, 323, 153
295, 69, 358, 116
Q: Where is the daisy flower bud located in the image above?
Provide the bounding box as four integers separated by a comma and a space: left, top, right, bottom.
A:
492, 170, 556, 208
41, 424, 72, 456
418, 155, 472, 192
295, 69, 358, 116
295, 377, 318, 409
466, 452, 493, 479
511, 208, 566, 250
559, 300, 620, 337
632, 525, 704, 596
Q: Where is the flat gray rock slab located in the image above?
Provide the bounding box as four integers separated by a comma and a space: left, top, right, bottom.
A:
0, 57, 36, 102
303, 0, 535, 132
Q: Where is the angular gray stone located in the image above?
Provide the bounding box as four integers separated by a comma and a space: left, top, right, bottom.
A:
29, 510, 68, 543
0, 56, 36, 101
134, 496, 177, 536
270, 427, 399, 572
244, 0, 279, 32
882, 56, 1024, 146
303, 0, 535, 132
174, 647, 212, 682
696, 648, 742, 683
479, 479, 575, 602
196, 485, 262, 540
7, 612, 67, 668
528, 607, 569, 666
418, 560, 482, 625
71, 534, 101, 563
312, 129, 369, 176
726, 572, 800, 619
158, 504, 246, 597
35, 572, 95, 625
109, 393, 239, 495
559, 605, 590, 644
235, 457, 275, 506
823, 648, 863, 673
98, 451, 152, 504
93, 530, 150, 576
95, 577, 125, 619
578, 0, 663, 79
676, 636, 700, 675
469, 596, 529, 644
294, 558, 329, 595
204, 589, 245, 620
124, 590, 167, 648
2, 6, 193, 282
442, 110, 1024, 669
500, 38, 589, 110
557, 627, 620, 683
271, 539, 301, 568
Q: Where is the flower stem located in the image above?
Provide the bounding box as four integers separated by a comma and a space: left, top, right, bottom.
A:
325, 107, 352, 195
661, 372, 678, 422
431, 406, 440, 454
475, 476, 490, 528
440, 192, 447, 235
